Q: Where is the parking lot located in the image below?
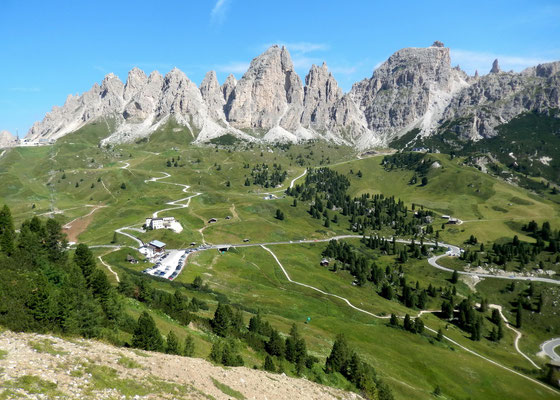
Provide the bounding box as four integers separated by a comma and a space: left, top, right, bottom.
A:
143, 250, 188, 280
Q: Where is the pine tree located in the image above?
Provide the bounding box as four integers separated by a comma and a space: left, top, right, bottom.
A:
413, 317, 424, 334
0, 205, 15, 255
209, 341, 223, 363
211, 303, 232, 337
537, 295, 543, 313
166, 330, 180, 355
132, 311, 164, 351
436, 328, 443, 341
325, 334, 349, 374
389, 313, 399, 327
74, 243, 96, 285
120, 182, 126, 190
265, 329, 285, 357
111, 231, 118, 244
183, 335, 195, 357
403, 314, 412, 331
516, 307, 522, 328
491, 308, 501, 325
451, 269, 459, 284
263, 355, 276, 372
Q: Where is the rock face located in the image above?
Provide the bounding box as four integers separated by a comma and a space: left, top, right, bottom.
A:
490, 59, 501, 74
0, 130, 16, 148
23, 43, 560, 149
226, 45, 304, 133
350, 44, 469, 141
439, 60, 560, 139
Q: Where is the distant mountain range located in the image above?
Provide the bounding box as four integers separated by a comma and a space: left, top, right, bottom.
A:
23, 41, 560, 149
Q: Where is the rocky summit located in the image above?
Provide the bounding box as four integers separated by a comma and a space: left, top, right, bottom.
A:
24, 42, 560, 149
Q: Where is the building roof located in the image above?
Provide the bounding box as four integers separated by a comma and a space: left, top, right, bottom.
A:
149, 240, 166, 248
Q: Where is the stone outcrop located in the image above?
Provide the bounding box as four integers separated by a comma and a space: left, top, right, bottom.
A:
490, 59, 501, 74
0, 130, 16, 148
22, 43, 560, 149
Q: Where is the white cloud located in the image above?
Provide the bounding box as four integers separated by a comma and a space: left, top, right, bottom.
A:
450, 49, 555, 75
215, 61, 249, 75
210, 0, 230, 25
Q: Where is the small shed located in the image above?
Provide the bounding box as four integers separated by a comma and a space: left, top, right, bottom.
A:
148, 240, 166, 253
208, 218, 218, 224
126, 254, 138, 264
320, 258, 330, 266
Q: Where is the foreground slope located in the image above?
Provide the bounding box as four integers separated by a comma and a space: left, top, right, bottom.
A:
0, 330, 361, 399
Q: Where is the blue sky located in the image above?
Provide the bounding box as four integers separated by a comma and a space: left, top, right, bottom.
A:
1, 0, 559, 136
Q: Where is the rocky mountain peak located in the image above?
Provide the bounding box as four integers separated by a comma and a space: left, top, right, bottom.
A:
350, 42, 468, 140
301, 62, 343, 128
23, 42, 560, 150
490, 59, 501, 74
200, 70, 226, 121
221, 74, 237, 104
124, 67, 148, 100
225, 45, 304, 131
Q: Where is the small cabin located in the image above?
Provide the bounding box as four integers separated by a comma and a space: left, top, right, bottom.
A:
126, 254, 138, 264
208, 218, 218, 224
320, 258, 329, 267
148, 240, 166, 253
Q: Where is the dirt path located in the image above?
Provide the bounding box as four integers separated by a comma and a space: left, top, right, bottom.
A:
260, 245, 558, 395
63, 205, 107, 242
101, 180, 116, 200
98, 250, 120, 283
229, 203, 240, 221
489, 304, 541, 370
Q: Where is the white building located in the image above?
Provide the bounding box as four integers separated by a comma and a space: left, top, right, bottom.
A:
145, 217, 183, 233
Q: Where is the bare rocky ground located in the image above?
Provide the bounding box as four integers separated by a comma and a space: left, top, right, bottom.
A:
0, 330, 361, 400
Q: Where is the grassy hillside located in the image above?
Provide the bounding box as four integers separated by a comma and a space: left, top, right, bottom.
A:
1, 121, 559, 399
393, 109, 560, 187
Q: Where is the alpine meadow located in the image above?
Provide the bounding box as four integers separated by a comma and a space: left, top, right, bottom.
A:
1, 1, 560, 399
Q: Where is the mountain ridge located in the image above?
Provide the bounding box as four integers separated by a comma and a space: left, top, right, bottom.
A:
22, 42, 560, 149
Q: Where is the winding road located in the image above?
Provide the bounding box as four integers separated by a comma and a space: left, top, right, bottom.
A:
89, 164, 559, 396
541, 338, 560, 362
260, 244, 558, 394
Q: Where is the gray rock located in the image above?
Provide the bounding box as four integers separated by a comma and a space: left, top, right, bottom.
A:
226, 45, 304, 132
490, 59, 501, 74
200, 71, 226, 122
0, 130, 16, 148
22, 42, 560, 150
